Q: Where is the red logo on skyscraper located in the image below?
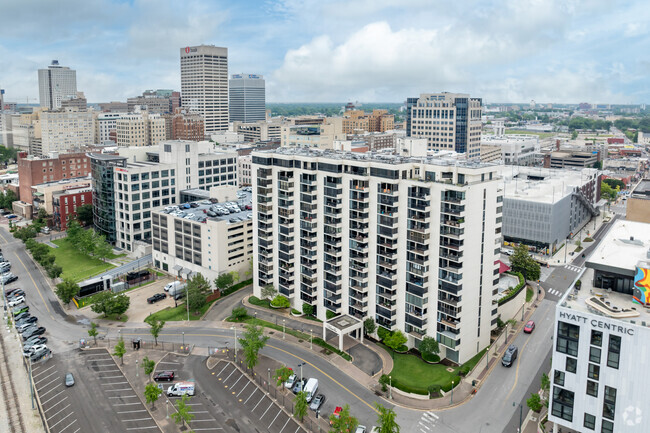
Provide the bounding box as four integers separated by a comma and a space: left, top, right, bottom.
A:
185, 47, 190, 54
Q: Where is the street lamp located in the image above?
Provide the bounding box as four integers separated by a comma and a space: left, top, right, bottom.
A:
310, 329, 313, 350
166, 400, 169, 419
267, 368, 271, 391
298, 362, 306, 392
231, 325, 237, 363
505, 323, 509, 345
282, 319, 285, 340
136, 359, 139, 377
389, 375, 392, 400
513, 402, 522, 432
182, 331, 185, 347
186, 284, 190, 321
451, 380, 454, 404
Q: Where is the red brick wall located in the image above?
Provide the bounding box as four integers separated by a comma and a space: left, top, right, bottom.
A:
55, 190, 92, 230
18, 152, 91, 205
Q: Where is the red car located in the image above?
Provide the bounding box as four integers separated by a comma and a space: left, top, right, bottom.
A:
524, 320, 535, 334
330, 407, 343, 425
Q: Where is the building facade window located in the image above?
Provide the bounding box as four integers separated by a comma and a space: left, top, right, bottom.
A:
557, 321, 580, 356
566, 357, 577, 373
589, 347, 601, 364
588, 363, 600, 380
554, 370, 565, 386
586, 380, 598, 397
601, 420, 614, 433
603, 386, 617, 421
551, 387, 574, 422
607, 335, 621, 369
583, 413, 596, 430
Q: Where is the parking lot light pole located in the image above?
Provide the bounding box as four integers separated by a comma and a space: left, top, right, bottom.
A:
267, 368, 271, 391
451, 380, 454, 404
282, 319, 285, 340
186, 285, 189, 322
231, 326, 237, 363
136, 359, 139, 377
298, 362, 305, 392
166, 400, 169, 419
310, 329, 313, 350
389, 375, 392, 400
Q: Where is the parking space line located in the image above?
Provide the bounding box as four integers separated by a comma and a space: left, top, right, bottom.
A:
236, 382, 250, 397
113, 403, 142, 406
190, 419, 217, 422
42, 390, 65, 406
244, 388, 259, 404
216, 362, 229, 376
44, 397, 68, 413
35, 371, 58, 385
39, 377, 61, 390
268, 409, 281, 428
252, 395, 266, 411
100, 375, 125, 379
108, 395, 139, 399
46, 404, 72, 422
230, 374, 244, 389
102, 381, 129, 385
158, 361, 181, 364
57, 418, 78, 433
294, 425, 301, 433
33, 365, 56, 379
223, 369, 237, 383
71, 429, 80, 433
189, 411, 209, 414
106, 388, 134, 392
125, 426, 159, 430
279, 416, 291, 433
49, 412, 74, 429
40, 384, 62, 398
191, 429, 224, 431
123, 418, 153, 422
260, 402, 274, 419
117, 410, 148, 414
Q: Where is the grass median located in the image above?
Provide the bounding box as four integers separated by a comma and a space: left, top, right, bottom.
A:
48, 239, 118, 282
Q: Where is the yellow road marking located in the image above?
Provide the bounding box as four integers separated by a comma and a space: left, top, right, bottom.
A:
121, 331, 379, 413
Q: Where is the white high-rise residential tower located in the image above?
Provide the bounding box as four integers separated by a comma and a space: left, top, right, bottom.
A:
180, 45, 228, 136
38, 60, 77, 110
229, 74, 265, 122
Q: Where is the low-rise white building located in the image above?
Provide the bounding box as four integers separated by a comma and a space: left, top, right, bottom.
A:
481, 134, 540, 165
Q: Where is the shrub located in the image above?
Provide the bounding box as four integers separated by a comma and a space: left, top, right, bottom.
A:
220, 279, 252, 297
422, 352, 440, 363
497, 272, 526, 306
249, 296, 270, 307
377, 326, 390, 341
325, 310, 336, 320
302, 303, 314, 316
584, 237, 594, 242
291, 308, 301, 315
378, 374, 389, 392
270, 295, 291, 308
231, 306, 248, 321
428, 384, 440, 398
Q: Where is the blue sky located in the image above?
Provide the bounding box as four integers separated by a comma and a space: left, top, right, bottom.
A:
0, 0, 648, 104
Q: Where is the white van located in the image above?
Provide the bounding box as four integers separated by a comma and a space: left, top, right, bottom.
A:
164, 281, 181, 292
303, 378, 318, 403
167, 381, 195, 397
168, 283, 187, 297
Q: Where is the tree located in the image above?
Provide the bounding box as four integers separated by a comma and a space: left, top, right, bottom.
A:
329, 404, 357, 433
93, 233, 113, 262
363, 318, 376, 336
46, 263, 63, 279
145, 317, 165, 346
294, 391, 308, 422
239, 323, 269, 371
384, 330, 407, 353
593, 160, 603, 170
214, 272, 234, 292
187, 273, 211, 313
377, 326, 390, 341
144, 382, 162, 409
0, 189, 17, 209
261, 284, 277, 300
270, 295, 291, 308
231, 306, 248, 321
245, 258, 253, 278
90, 291, 114, 316
509, 244, 540, 281
76, 203, 94, 226
527, 393, 543, 412
374, 402, 400, 433
302, 303, 314, 316
108, 293, 130, 319
378, 374, 390, 392
230, 270, 240, 285
66, 221, 82, 246
113, 337, 126, 365
91, 291, 130, 318
36, 208, 49, 222
142, 356, 156, 376
419, 336, 440, 362
55, 279, 80, 304
171, 394, 195, 428
274, 366, 293, 387
541, 372, 550, 400
87, 322, 99, 345
600, 181, 618, 202
571, 130, 578, 140
603, 178, 625, 191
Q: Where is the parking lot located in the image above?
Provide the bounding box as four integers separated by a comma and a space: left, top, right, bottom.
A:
158, 354, 309, 433
32, 348, 161, 433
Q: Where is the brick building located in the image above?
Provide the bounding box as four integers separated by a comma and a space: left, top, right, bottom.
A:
52, 186, 92, 230
171, 109, 205, 141
17, 151, 91, 204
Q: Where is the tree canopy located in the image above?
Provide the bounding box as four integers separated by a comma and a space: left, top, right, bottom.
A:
510, 244, 541, 281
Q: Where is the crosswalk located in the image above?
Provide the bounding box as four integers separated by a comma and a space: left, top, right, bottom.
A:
564, 264, 583, 273
418, 411, 439, 432
547, 288, 564, 298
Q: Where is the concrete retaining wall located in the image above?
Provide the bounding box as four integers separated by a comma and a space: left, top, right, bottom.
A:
497, 285, 526, 321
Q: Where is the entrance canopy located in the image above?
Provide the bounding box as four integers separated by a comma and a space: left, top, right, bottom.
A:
323, 315, 364, 351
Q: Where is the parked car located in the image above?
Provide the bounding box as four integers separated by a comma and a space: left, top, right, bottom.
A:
309, 393, 325, 411
284, 373, 297, 389
292, 378, 307, 394
12, 305, 29, 315
147, 293, 166, 304
22, 327, 46, 340
0, 262, 11, 273
18, 324, 37, 335
30, 348, 51, 362
41, 227, 50, 234
23, 344, 48, 357
330, 407, 343, 425
1, 273, 18, 284
5, 287, 21, 296
24, 336, 47, 350
502, 345, 518, 367
16, 316, 38, 327
355, 426, 367, 433
190, 202, 200, 208
14, 312, 30, 322
8, 296, 25, 307
8, 289, 25, 299
65, 373, 75, 387
154, 371, 175, 382
524, 320, 536, 334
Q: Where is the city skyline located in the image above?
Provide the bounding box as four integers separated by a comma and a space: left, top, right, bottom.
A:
0, 0, 648, 104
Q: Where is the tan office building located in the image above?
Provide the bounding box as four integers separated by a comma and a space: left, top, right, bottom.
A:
115, 112, 166, 147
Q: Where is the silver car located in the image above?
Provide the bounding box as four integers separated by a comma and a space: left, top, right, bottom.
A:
65, 373, 75, 387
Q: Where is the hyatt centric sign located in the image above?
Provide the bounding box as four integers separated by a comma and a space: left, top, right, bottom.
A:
559, 311, 635, 336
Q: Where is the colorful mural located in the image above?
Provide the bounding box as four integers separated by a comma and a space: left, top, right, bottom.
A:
633, 266, 650, 305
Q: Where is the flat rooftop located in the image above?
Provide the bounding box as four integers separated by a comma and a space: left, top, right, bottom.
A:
156, 189, 252, 225
586, 219, 650, 275
500, 166, 597, 204
562, 268, 650, 327
631, 179, 650, 198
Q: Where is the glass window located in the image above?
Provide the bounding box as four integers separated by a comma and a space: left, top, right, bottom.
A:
141, 173, 149, 180
152, 171, 159, 179
132, 193, 140, 201
142, 192, 150, 199
556, 321, 580, 356
551, 387, 574, 422
591, 330, 603, 347
566, 357, 577, 373
161, 170, 169, 177
586, 380, 598, 397
554, 370, 565, 386
601, 420, 614, 433
131, 174, 139, 181
589, 347, 601, 364
603, 386, 616, 421
607, 335, 621, 369
584, 413, 596, 430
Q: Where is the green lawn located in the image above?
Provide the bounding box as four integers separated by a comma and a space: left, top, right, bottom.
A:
146, 300, 214, 322
387, 345, 488, 395
526, 287, 534, 303
49, 239, 115, 282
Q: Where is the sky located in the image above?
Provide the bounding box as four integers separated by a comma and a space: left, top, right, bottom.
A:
0, 0, 648, 104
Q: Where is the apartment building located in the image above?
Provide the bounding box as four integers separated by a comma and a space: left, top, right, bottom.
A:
40, 109, 95, 154
549, 220, 650, 433
346, 132, 397, 151
406, 92, 483, 159
171, 109, 204, 141
96, 112, 122, 144
281, 118, 345, 149
480, 134, 540, 165
52, 186, 92, 230
233, 119, 282, 143
115, 112, 166, 147
38, 60, 77, 110
342, 109, 394, 134
127, 89, 180, 114
151, 192, 253, 283
18, 151, 91, 204
91, 140, 238, 251
252, 148, 502, 364
180, 45, 228, 135
229, 74, 265, 122
238, 154, 252, 186
500, 166, 599, 253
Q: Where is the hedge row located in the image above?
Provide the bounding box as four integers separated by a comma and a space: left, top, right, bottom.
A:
390, 374, 459, 396
221, 279, 253, 297
497, 271, 526, 306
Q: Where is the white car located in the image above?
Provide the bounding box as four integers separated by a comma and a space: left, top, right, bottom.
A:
355, 426, 367, 433
8, 296, 25, 307
23, 344, 47, 357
